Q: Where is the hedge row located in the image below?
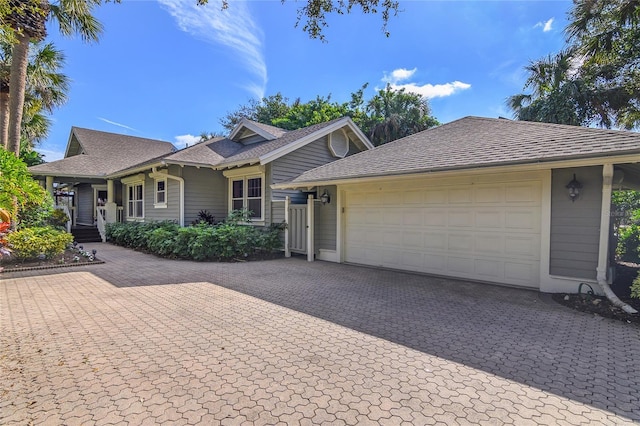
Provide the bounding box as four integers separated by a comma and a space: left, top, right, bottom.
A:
105, 220, 284, 261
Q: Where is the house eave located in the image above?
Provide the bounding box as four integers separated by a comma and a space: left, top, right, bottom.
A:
272, 152, 640, 190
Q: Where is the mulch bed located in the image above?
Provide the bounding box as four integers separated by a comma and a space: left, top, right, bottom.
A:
552, 262, 640, 325
0, 248, 103, 273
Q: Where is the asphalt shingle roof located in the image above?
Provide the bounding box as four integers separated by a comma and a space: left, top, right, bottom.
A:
163, 117, 347, 168
290, 116, 640, 184
30, 127, 175, 177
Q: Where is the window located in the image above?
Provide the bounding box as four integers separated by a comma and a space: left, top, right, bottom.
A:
127, 183, 144, 218
154, 178, 167, 208
229, 176, 263, 220
223, 166, 265, 222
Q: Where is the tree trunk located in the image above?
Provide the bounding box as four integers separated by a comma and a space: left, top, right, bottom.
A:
7, 33, 30, 157
0, 91, 9, 149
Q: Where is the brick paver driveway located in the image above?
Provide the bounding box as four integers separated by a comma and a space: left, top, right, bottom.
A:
1, 243, 639, 425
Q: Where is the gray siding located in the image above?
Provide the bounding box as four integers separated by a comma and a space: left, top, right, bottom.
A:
270, 135, 336, 205
549, 166, 602, 279
76, 184, 94, 225
143, 173, 181, 223
314, 185, 337, 252
182, 166, 227, 225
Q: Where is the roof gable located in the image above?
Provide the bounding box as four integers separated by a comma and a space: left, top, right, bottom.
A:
161, 116, 374, 170
229, 118, 288, 144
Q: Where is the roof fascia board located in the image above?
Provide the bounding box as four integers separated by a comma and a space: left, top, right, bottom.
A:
162, 159, 219, 169
271, 153, 640, 190
63, 129, 78, 158
107, 161, 164, 179
259, 117, 360, 165
344, 118, 374, 150
213, 159, 261, 170
29, 171, 107, 180
229, 118, 277, 142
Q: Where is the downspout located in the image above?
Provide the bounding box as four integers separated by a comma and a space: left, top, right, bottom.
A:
597, 164, 638, 314
152, 167, 184, 227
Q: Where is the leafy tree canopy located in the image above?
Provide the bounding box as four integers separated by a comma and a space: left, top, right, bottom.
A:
198, 0, 399, 41
221, 84, 439, 146
508, 0, 640, 129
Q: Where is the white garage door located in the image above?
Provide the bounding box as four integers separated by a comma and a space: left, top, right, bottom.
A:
344, 177, 542, 288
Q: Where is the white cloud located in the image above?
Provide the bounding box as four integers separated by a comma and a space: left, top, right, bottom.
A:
534, 18, 554, 32
381, 68, 471, 99
175, 134, 201, 147
158, 0, 267, 99
391, 81, 472, 98
98, 117, 138, 132
383, 68, 417, 84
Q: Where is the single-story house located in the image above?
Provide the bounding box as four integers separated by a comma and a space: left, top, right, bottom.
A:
29, 117, 373, 244
273, 116, 640, 310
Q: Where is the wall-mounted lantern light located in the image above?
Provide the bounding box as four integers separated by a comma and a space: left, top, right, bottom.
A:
320, 189, 331, 205
566, 173, 582, 202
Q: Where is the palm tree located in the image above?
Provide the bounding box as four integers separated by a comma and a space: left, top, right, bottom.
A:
507, 49, 593, 126
1, 40, 68, 149
365, 84, 439, 146
4, 0, 102, 156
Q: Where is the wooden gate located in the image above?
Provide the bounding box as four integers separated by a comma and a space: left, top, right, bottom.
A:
288, 204, 307, 254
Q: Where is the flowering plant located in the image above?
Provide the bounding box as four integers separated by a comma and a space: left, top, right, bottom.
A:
0, 221, 12, 259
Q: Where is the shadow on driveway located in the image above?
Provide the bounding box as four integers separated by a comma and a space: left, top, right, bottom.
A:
6, 242, 640, 422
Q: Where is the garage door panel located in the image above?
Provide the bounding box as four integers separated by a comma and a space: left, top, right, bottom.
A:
475, 259, 502, 278
476, 234, 503, 254
448, 257, 475, 274
449, 188, 473, 203
448, 210, 474, 227
403, 210, 423, 226
505, 210, 539, 230
425, 189, 448, 204
506, 183, 540, 203
475, 186, 504, 203
345, 178, 542, 288
475, 210, 505, 228
424, 209, 447, 226
504, 236, 540, 258
424, 232, 447, 249
448, 234, 474, 252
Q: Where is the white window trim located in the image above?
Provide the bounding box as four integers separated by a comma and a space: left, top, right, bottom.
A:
224, 167, 265, 224
125, 179, 145, 220
154, 177, 167, 209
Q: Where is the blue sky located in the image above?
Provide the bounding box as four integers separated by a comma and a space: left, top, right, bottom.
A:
38, 0, 572, 161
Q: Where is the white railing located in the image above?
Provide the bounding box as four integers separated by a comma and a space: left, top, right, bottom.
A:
117, 206, 124, 223
55, 205, 72, 233
96, 207, 106, 242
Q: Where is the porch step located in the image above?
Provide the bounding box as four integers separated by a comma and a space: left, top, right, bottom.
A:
71, 226, 102, 243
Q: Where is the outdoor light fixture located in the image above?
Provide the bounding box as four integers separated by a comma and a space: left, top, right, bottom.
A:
566, 173, 582, 202
320, 189, 331, 205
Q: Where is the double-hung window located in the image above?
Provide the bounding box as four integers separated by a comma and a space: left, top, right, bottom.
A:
127, 183, 144, 218
225, 166, 265, 222
154, 178, 167, 208
122, 174, 145, 220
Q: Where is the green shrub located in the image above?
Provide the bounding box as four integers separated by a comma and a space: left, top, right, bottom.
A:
147, 225, 179, 257
632, 272, 640, 299
617, 224, 640, 263
106, 216, 284, 262
48, 209, 70, 230
6, 226, 73, 259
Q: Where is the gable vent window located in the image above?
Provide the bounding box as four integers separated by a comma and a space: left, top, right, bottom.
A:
328, 129, 349, 158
